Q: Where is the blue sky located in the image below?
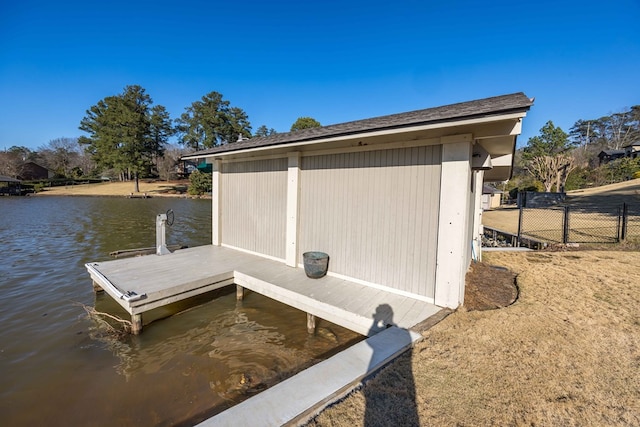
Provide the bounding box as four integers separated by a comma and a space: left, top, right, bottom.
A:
1, 0, 638, 151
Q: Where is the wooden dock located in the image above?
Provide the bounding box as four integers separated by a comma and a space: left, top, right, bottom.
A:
86, 245, 441, 335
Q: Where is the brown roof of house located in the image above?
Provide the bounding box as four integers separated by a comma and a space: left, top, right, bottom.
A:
184, 92, 533, 158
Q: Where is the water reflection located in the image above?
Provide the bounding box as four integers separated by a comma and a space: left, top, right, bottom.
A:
91, 285, 362, 422
0, 197, 362, 426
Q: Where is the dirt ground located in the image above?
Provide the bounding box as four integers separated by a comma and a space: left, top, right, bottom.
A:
463, 261, 518, 311
307, 249, 640, 426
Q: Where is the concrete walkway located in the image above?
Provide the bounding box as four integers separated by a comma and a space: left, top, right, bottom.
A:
198, 326, 423, 426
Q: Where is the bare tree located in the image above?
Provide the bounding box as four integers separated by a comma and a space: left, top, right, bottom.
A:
607, 112, 636, 150
0, 151, 22, 178
38, 137, 96, 178
526, 154, 576, 192
527, 156, 557, 192
523, 121, 578, 192
156, 145, 185, 181
0, 146, 34, 178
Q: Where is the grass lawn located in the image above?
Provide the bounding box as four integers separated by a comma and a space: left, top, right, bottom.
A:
34, 180, 193, 197
306, 250, 640, 426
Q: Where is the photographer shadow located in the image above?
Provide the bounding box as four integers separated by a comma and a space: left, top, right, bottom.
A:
364, 304, 419, 426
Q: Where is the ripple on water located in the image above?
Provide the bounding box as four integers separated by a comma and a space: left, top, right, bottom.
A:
0, 197, 362, 426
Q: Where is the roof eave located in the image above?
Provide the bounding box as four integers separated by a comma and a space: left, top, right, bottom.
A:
182, 109, 529, 161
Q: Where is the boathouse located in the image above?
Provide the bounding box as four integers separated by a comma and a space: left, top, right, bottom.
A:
183, 92, 533, 309
86, 93, 532, 335
0, 175, 22, 196
84, 93, 532, 424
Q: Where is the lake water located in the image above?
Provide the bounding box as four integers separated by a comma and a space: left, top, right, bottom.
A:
0, 196, 361, 426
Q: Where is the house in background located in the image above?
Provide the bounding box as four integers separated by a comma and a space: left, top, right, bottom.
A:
176, 160, 198, 178
624, 141, 640, 159
598, 141, 640, 166
18, 162, 54, 180
184, 93, 533, 309
598, 149, 626, 165
482, 184, 503, 210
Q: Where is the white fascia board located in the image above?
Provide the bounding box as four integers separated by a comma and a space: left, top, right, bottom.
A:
185, 112, 528, 160
490, 154, 513, 167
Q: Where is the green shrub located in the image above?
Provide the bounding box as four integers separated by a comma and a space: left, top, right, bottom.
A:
188, 170, 212, 195
602, 157, 640, 183
508, 181, 545, 199
565, 167, 590, 191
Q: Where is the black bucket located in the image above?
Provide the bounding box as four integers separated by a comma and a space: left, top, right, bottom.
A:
303, 252, 329, 279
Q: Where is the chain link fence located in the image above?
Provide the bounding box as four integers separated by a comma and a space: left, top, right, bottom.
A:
518, 203, 639, 244
623, 203, 640, 239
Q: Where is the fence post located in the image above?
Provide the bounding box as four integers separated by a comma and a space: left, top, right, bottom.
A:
621, 202, 628, 241
616, 206, 622, 242
562, 206, 570, 244
517, 204, 524, 247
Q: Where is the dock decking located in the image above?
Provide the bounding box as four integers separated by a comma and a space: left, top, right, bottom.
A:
86, 245, 441, 336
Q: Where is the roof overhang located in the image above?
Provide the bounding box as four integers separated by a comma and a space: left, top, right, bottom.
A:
0, 175, 21, 183
182, 93, 533, 181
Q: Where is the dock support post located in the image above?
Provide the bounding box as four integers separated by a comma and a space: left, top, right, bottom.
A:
92, 280, 103, 292
236, 285, 244, 301
156, 213, 171, 255
306, 313, 316, 334
131, 314, 142, 335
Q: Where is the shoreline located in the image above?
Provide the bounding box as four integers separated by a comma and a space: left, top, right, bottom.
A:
31, 180, 211, 199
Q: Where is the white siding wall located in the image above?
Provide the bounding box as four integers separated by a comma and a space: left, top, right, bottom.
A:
221, 158, 288, 259
434, 139, 472, 308
299, 146, 442, 299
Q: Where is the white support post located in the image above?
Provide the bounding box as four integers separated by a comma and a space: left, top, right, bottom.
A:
472, 170, 485, 262
212, 159, 222, 246
286, 152, 301, 267
435, 135, 473, 309
307, 313, 316, 334
156, 213, 170, 255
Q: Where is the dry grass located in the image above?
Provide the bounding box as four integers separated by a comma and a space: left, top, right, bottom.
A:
307, 251, 640, 426
567, 179, 640, 198
35, 180, 192, 197
482, 207, 520, 233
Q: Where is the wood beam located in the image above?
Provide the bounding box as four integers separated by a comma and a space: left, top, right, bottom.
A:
131, 314, 142, 335
92, 280, 103, 292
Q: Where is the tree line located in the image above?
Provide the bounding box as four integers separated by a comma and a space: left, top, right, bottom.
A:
5, 85, 636, 196
508, 105, 640, 196
1, 85, 322, 191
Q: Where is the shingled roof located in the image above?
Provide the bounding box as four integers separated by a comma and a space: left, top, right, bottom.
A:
184, 92, 533, 158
